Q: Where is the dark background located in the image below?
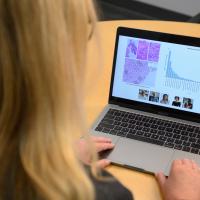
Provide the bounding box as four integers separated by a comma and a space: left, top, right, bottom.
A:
96, 0, 200, 23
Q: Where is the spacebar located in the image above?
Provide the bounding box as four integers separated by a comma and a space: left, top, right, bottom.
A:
126, 134, 164, 146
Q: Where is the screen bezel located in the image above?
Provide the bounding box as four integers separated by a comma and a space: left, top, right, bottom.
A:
109, 27, 200, 122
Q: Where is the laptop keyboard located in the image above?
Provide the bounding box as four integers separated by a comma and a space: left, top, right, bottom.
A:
95, 109, 200, 155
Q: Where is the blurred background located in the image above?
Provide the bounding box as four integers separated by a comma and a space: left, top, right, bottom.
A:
96, 0, 200, 23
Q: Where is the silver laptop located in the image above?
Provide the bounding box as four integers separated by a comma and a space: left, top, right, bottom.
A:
91, 27, 200, 175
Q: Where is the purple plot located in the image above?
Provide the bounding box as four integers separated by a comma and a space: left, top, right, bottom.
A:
126, 40, 137, 58
123, 58, 149, 84
148, 42, 161, 62
136, 40, 149, 60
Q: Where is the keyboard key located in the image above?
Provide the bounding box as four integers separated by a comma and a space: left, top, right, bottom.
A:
136, 131, 144, 136
189, 137, 196, 143
95, 126, 103, 132
149, 119, 154, 123
165, 123, 171, 127
128, 114, 135, 119
171, 123, 176, 128
173, 134, 181, 139
115, 116, 122, 121
183, 141, 191, 146
122, 118, 129, 122
175, 139, 182, 145
107, 109, 115, 115
121, 127, 129, 132
190, 148, 199, 154
117, 131, 127, 137
174, 129, 181, 134
124, 113, 129, 118
182, 146, 190, 152
190, 133, 197, 138
128, 129, 137, 135
195, 127, 200, 133
128, 124, 135, 129
114, 121, 121, 125
110, 130, 118, 135
136, 121, 143, 126
120, 113, 125, 117
104, 114, 114, 120
191, 143, 200, 149
151, 134, 159, 140
129, 119, 136, 124
136, 126, 142, 130
164, 142, 174, 148
179, 125, 186, 130
115, 112, 121, 117
102, 119, 114, 125
158, 126, 165, 130
174, 145, 182, 150
181, 135, 188, 141
181, 131, 189, 136
114, 126, 122, 131
165, 132, 173, 137
159, 136, 167, 141
144, 132, 151, 138
166, 128, 173, 132
150, 129, 157, 134
143, 127, 150, 132
158, 130, 165, 135
121, 122, 128, 127
102, 128, 110, 133
135, 125, 140, 130
144, 123, 151, 127
99, 123, 114, 129
151, 124, 157, 129
187, 126, 195, 132
167, 138, 174, 143
197, 134, 200, 139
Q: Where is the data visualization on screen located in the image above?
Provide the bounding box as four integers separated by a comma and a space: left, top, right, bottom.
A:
112, 35, 200, 114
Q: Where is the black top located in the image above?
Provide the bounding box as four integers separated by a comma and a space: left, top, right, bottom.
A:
88, 168, 134, 200
3, 163, 133, 200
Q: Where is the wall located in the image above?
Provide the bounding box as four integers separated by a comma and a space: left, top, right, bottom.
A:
136, 0, 200, 16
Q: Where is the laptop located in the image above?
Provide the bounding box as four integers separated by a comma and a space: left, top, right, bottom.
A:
91, 27, 200, 175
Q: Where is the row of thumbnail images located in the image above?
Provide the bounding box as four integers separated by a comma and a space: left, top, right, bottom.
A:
138, 89, 193, 110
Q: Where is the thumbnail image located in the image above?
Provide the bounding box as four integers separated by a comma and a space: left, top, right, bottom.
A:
183, 98, 193, 109
149, 91, 160, 102
125, 39, 138, 59
160, 94, 169, 105
138, 89, 149, 100
172, 96, 181, 107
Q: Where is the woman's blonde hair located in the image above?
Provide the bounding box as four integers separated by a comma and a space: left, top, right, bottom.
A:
0, 0, 97, 199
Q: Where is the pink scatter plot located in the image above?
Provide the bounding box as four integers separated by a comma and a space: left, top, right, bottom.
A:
148, 43, 161, 62
126, 40, 137, 58
136, 40, 149, 60
123, 58, 149, 84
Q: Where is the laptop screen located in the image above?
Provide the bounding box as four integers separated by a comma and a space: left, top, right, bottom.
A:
111, 28, 200, 116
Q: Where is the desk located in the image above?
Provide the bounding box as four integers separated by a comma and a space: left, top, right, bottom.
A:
86, 20, 200, 200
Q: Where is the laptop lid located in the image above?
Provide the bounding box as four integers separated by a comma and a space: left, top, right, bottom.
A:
109, 27, 200, 122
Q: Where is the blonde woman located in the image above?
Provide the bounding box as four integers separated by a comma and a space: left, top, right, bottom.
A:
0, 0, 200, 200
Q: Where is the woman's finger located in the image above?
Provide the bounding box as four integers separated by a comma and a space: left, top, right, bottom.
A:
96, 159, 111, 168
155, 172, 166, 193
92, 136, 112, 143
95, 142, 115, 152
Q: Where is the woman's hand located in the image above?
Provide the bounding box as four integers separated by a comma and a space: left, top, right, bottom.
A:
156, 159, 200, 200
77, 136, 115, 168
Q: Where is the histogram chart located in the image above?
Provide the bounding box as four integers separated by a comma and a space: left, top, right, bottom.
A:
165, 51, 200, 92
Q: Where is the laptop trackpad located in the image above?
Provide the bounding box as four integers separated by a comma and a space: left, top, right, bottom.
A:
107, 137, 174, 174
